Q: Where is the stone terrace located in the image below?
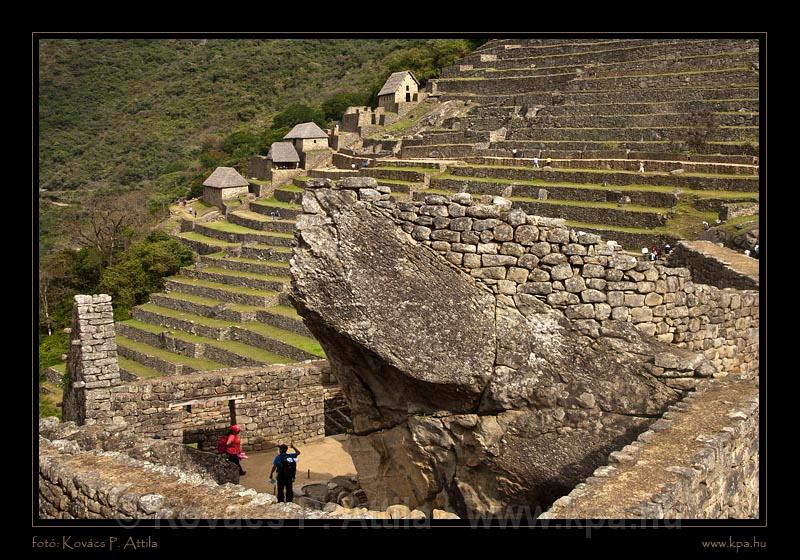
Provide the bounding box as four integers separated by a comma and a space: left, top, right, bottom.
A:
338, 38, 760, 250
115, 179, 325, 383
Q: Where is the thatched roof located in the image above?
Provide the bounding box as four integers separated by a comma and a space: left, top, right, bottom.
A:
267, 142, 300, 163
202, 167, 249, 189
283, 122, 328, 139
378, 71, 419, 97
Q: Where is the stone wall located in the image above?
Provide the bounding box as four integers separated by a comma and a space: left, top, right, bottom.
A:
39, 419, 457, 520
248, 156, 270, 179
62, 294, 122, 425
101, 362, 327, 451
540, 376, 759, 519
668, 240, 759, 290
302, 180, 759, 380
270, 168, 304, 188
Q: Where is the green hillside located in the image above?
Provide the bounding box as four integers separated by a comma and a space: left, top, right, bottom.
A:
38, 38, 480, 255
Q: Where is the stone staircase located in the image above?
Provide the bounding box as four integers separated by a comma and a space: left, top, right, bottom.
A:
115, 179, 325, 380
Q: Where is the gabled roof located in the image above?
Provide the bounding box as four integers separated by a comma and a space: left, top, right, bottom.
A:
378, 71, 419, 97
267, 142, 300, 163
202, 167, 249, 189
283, 122, 328, 139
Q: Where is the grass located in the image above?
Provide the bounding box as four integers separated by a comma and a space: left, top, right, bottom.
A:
39, 380, 63, 420
201, 221, 294, 237
245, 243, 293, 254
117, 335, 227, 371
177, 232, 237, 247
452, 164, 758, 181
205, 254, 290, 268
239, 323, 325, 358
371, 166, 437, 173
194, 266, 290, 283
138, 303, 234, 328
511, 197, 666, 213
118, 356, 163, 378
248, 178, 271, 186
250, 199, 302, 210
264, 305, 302, 320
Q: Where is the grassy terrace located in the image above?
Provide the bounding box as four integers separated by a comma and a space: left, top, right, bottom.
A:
245, 243, 293, 254
201, 221, 295, 237
248, 178, 271, 186
250, 199, 302, 210
192, 266, 290, 283
265, 305, 302, 320
167, 276, 280, 298
206, 255, 290, 268
116, 335, 226, 371
485, 49, 758, 75
510, 197, 666, 213
370, 166, 437, 173
239, 322, 325, 358
118, 356, 163, 378
121, 319, 293, 364
436, 174, 760, 199
452, 164, 758, 181
445, 85, 759, 97
494, 40, 708, 62
177, 232, 237, 247
370, 178, 417, 186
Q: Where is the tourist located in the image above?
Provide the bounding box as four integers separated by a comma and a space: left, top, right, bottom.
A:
363, 159, 370, 168
533, 156, 540, 169
546, 157, 553, 167
753, 244, 760, 259
664, 243, 672, 255
638, 161, 645, 173
512, 148, 518, 158
225, 424, 246, 476
744, 249, 751, 257
641, 247, 649, 259
702, 221, 710, 230
351, 163, 357, 171
269, 443, 301, 503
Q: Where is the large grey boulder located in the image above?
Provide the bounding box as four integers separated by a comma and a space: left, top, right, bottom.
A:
290, 186, 693, 518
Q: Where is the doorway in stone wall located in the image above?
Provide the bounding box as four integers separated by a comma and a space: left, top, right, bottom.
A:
176, 395, 241, 451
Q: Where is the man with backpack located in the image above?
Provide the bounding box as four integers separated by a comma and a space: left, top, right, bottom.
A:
268, 443, 301, 503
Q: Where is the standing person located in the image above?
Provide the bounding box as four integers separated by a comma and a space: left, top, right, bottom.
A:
225, 425, 246, 476
511, 148, 518, 159
269, 443, 301, 503
533, 156, 540, 169
638, 161, 645, 173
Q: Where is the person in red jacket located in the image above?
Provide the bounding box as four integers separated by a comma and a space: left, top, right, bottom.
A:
226, 424, 246, 476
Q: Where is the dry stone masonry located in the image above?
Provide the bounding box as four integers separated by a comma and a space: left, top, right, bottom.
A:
290, 178, 759, 517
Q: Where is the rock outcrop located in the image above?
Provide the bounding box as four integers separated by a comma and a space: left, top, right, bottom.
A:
290, 180, 708, 517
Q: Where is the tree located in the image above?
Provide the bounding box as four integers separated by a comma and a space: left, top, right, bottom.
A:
321, 92, 370, 122
271, 104, 327, 130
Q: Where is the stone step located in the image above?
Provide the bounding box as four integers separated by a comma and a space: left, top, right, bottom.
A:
228, 210, 296, 233
164, 277, 280, 307
375, 159, 447, 170
428, 177, 680, 208
118, 356, 163, 379
256, 305, 312, 338
132, 303, 233, 340
460, 156, 758, 176
437, 68, 756, 96
240, 243, 293, 262
231, 323, 325, 362
451, 49, 757, 80
116, 335, 227, 376
180, 266, 289, 292
561, 221, 681, 253
361, 167, 427, 182
194, 222, 295, 246
457, 111, 758, 131
117, 320, 295, 368
308, 168, 358, 179
275, 185, 304, 205
489, 139, 758, 157
175, 232, 238, 255
249, 199, 303, 219
467, 149, 758, 165
401, 144, 476, 159
447, 165, 758, 192
506, 125, 757, 143
440, 85, 759, 107
199, 254, 291, 276
464, 99, 759, 119
149, 292, 262, 322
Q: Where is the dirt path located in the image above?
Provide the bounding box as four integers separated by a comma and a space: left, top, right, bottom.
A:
238, 435, 357, 493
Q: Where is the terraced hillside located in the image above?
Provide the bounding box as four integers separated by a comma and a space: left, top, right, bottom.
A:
339, 38, 760, 248
114, 179, 325, 381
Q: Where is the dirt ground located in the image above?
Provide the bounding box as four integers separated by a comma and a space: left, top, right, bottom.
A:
238, 434, 357, 493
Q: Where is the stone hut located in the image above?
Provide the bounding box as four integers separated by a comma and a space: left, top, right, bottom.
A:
267, 141, 300, 170
202, 166, 249, 208
284, 122, 332, 169
377, 71, 420, 114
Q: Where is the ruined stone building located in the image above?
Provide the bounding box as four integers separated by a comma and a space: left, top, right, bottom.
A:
266, 141, 300, 170
283, 121, 332, 169
202, 166, 250, 208
377, 71, 420, 114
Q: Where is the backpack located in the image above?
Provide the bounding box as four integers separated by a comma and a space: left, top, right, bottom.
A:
280, 454, 297, 480
217, 436, 228, 454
